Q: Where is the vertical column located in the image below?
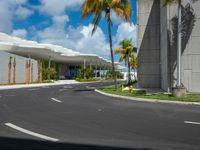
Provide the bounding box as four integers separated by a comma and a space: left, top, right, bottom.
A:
28, 60, 31, 83
13, 57, 16, 84
95, 61, 97, 78
99, 63, 102, 79
84, 59, 86, 79
8, 56, 12, 85
48, 56, 51, 80
25, 60, 28, 84
31, 63, 33, 83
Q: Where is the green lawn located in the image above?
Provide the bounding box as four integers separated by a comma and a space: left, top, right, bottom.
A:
99, 85, 200, 102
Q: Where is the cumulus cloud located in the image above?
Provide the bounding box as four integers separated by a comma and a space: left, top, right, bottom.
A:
114, 22, 137, 47
0, 0, 33, 33
39, 0, 83, 16
12, 29, 27, 39
36, 22, 110, 59
35, 22, 137, 60
110, 10, 123, 25
15, 6, 34, 19
0, 1, 12, 33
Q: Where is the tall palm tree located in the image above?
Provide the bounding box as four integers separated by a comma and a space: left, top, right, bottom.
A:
164, 0, 198, 87
8, 56, 12, 85
115, 39, 135, 84
81, 0, 132, 89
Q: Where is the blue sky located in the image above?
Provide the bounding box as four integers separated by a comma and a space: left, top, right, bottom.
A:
0, 0, 137, 61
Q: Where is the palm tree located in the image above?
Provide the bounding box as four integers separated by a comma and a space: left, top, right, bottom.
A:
8, 56, 12, 84
130, 54, 137, 81
164, 0, 198, 88
115, 39, 135, 84
81, 0, 132, 89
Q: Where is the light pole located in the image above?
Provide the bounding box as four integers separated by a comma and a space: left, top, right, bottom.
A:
177, 0, 182, 87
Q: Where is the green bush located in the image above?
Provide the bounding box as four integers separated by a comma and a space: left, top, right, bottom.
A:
106, 70, 123, 79
78, 66, 95, 79
43, 68, 57, 80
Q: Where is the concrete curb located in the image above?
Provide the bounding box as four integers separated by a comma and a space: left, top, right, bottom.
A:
94, 89, 200, 106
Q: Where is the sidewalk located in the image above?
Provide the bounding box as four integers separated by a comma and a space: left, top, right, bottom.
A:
0, 80, 80, 90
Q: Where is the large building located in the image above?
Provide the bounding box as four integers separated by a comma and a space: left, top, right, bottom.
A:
0, 32, 113, 84
137, 0, 200, 92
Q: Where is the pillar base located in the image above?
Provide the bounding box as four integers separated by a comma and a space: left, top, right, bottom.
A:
172, 86, 187, 97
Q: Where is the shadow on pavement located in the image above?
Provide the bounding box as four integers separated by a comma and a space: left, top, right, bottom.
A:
0, 137, 152, 150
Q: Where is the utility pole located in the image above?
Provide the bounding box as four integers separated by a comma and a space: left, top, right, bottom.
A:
177, 0, 181, 87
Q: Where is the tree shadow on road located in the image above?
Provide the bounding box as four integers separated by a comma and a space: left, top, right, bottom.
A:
0, 136, 152, 150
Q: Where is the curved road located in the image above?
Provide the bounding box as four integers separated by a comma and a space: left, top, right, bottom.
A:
0, 81, 200, 150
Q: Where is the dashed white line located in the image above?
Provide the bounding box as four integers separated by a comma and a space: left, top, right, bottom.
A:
184, 121, 200, 125
5, 123, 59, 142
28, 88, 39, 91
51, 98, 62, 103
63, 85, 73, 89
59, 89, 67, 92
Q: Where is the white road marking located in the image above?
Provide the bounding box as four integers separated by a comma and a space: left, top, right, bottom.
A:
184, 121, 200, 125
5, 123, 59, 142
59, 89, 66, 92
63, 85, 73, 89
86, 86, 95, 89
28, 88, 39, 91
51, 98, 62, 103
42, 86, 50, 88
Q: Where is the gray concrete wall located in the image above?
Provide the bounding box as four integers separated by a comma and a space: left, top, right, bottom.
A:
138, 0, 200, 92
166, 0, 200, 92
137, 0, 161, 88
0, 51, 38, 84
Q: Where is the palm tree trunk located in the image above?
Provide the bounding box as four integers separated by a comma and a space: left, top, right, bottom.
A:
107, 12, 117, 90
127, 57, 131, 84
177, 0, 182, 87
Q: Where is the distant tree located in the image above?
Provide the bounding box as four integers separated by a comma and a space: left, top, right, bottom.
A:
115, 39, 136, 84
130, 54, 137, 80
81, 0, 132, 90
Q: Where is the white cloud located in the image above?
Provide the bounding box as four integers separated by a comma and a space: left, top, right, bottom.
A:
39, 0, 83, 16
110, 10, 123, 25
35, 18, 137, 60
15, 6, 34, 19
0, 0, 33, 33
114, 22, 137, 47
52, 15, 69, 26
12, 29, 27, 39
36, 21, 110, 59
0, 1, 12, 33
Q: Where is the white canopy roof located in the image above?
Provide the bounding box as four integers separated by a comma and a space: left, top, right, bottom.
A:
0, 32, 112, 67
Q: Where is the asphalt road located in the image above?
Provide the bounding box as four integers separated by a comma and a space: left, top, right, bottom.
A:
0, 81, 200, 150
